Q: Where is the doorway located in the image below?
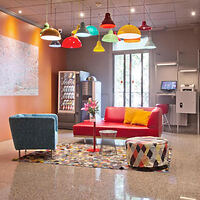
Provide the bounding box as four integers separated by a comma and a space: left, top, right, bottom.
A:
113, 52, 149, 107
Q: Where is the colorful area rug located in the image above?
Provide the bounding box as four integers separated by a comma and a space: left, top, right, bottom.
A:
13, 143, 171, 171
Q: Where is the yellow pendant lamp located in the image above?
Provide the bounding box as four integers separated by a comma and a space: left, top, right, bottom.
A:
118, 24, 141, 39
93, 40, 105, 52
71, 24, 80, 35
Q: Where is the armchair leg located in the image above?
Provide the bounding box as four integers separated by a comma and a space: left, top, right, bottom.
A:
18, 150, 21, 159
25, 149, 27, 155
51, 150, 53, 159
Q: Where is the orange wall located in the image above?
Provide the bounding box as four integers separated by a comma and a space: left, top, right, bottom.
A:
0, 12, 67, 141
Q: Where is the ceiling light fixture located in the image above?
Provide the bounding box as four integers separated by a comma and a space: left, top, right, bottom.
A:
41, 0, 61, 41
62, 35, 82, 48
191, 11, 196, 16
76, 22, 90, 37
139, 0, 152, 31
130, 7, 135, 13
144, 36, 156, 49
18, 10, 22, 14
102, 29, 118, 43
80, 12, 85, 18
117, 0, 141, 39
86, 7, 99, 36
49, 40, 61, 48
49, 8, 62, 48
93, 40, 105, 52
100, 0, 116, 29
71, 24, 80, 35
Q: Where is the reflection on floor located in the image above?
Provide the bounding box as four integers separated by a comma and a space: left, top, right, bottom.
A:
0, 130, 200, 200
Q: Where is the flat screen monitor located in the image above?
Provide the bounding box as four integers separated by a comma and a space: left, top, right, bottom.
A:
161, 81, 177, 91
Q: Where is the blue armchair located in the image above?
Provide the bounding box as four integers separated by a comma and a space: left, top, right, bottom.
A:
9, 114, 58, 158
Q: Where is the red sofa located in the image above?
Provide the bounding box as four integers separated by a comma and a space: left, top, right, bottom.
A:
73, 107, 162, 138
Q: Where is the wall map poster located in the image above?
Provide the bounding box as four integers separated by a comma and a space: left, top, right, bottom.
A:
0, 35, 39, 96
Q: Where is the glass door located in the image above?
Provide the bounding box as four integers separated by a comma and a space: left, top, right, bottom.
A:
114, 52, 149, 107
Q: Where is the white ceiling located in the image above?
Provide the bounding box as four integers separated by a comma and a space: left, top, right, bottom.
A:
0, 0, 199, 34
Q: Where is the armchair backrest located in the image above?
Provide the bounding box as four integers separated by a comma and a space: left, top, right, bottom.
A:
9, 114, 58, 150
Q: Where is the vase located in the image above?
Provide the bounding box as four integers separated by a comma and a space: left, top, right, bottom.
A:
89, 114, 96, 121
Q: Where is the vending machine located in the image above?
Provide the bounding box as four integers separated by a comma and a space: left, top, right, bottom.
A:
57, 71, 89, 129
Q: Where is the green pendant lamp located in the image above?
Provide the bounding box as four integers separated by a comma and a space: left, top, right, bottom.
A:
102, 29, 118, 43
40, 22, 50, 36
76, 22, 91, 37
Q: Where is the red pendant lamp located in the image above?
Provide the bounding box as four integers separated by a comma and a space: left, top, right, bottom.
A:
139, 21, 152, 31
100, 13, 116, 29
62, 35, 82, 48
100, 0, 116, 29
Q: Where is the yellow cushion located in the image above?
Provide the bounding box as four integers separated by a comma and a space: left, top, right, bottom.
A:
131, 110, 152, 126
123, 108, 143, 124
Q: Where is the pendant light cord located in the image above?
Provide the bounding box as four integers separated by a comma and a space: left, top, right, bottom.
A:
107, 0, 108, 12
55, 7, 56, 28
46, 0, 49, 22
90, 7, 91, 25
128, 0, 130, 24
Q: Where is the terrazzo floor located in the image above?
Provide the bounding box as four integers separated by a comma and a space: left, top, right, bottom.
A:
0, 130, 200, 200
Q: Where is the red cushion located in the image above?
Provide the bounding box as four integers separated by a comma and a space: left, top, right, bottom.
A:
104, 107, 125, 123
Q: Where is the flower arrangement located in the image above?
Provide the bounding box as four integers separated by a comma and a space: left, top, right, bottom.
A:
81, 98, 99, 118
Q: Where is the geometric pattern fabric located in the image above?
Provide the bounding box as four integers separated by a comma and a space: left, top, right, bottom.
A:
126, 137, 169, 168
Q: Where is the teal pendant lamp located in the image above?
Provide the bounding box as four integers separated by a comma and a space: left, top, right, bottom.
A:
86, 7, 99, 36
76, 22, 90, 37
86, 26, 99, 36
102, 29, 118, 43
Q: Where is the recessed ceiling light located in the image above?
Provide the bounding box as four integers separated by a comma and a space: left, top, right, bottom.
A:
80, 12, 85, 18
191, 11, 196, 16
130, 7, 135, 13
18, 10, 22, 14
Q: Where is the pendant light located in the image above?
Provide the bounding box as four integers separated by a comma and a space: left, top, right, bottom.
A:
100, 0, 116, 29
71, 24, 80, 35
144, 36, 156, 49
62, 1, 82, 49
118, 24, 141, 39
102, 29, 118, 43
40, 22, 50, 36
93, 28, 105, 52
49, 40, 61, 47
117, 0, 141, 39
41, 0, 61, 41
86, 7, 99, 36
139, 0, 152, 31
62, 35, 82, 48
49, 8, 61, 48
75, 0, 90, 37
76, 22, 90, 37
139, 21, 152, 31
93, 40, 105, 52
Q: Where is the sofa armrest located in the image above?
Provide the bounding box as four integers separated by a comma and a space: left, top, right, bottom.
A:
147, 107, 162, 136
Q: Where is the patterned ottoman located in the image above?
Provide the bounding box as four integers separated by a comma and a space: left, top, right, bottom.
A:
126, 137, 169, 168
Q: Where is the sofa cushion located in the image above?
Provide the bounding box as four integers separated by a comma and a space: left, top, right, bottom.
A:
104, 107, 125, 123
131, 110, 151, 126
124, 108, 143, 124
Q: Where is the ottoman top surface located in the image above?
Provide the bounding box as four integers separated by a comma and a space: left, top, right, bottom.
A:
126, 136, 168, 145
